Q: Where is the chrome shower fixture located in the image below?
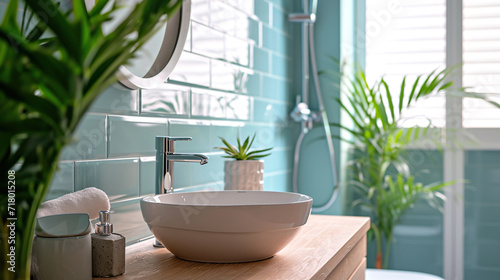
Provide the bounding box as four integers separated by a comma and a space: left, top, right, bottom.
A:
290, 101, 311, 122
288, 13, 316, 23
289, 0, 339, 213
290, 97, 322, 133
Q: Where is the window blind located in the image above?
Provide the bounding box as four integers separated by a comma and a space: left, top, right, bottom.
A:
365, 0, 447, 127
462, 0, 500, 128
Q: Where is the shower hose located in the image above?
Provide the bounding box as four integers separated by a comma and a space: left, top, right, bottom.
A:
292, 23, 339, 213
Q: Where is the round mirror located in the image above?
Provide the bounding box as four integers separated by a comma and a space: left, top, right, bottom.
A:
116, 0, 191, 89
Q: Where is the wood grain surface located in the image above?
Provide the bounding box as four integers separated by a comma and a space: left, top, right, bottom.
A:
94, 215, 370, 280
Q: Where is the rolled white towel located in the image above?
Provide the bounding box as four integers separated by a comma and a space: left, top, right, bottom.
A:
36, 187, 110, 220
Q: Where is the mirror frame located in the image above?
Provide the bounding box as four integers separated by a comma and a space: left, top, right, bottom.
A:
117, 0, 191, 89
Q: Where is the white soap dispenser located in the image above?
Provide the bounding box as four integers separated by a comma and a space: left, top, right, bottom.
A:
91, 210, 125, 277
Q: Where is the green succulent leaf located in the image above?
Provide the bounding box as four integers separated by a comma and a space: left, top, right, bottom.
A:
215, 134, 272, 161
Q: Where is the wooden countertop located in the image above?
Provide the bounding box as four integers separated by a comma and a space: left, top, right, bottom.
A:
95, 215, 370, 280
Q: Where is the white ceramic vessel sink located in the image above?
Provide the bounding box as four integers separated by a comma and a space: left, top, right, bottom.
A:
140, 190, 313, 263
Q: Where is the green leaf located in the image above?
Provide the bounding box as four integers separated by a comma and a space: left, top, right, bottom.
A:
337, 97, 365, 133
387, 176, 397, 195
398, 76, 406, 114
1, 0, 20, 32
0, 118, 51, 133
330, 64, 499, 270
26, 19, 48, 42
241, 135, 250, 155
0, 28, 75, 105
343, 95, 374, 134
215, 134, 272, 160
237, 136, 244, 155
247, 134, 256, 154
0, 82, 62, 133
329, 121, 363, 138
73, 0, 91, 60
415, 69, 437, 100
381, 78, 395, 123
246, 147, 273, 157
89, 0, 111, 17
0, 1, 183, 277
367, 187, 376, 200
247, 153, 271, 160
367, 79, 388, 130
438, 81, 453, 91
407, 75, 421, 107
24, 0, 79, 61
426, 180, 455, 192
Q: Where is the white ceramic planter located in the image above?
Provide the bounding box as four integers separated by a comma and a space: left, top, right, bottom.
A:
224, 160, 264, 191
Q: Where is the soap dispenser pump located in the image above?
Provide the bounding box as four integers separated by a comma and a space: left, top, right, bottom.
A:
91, 210, 125, 277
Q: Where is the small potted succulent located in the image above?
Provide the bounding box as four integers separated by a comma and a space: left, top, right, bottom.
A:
216, 134, 272, 191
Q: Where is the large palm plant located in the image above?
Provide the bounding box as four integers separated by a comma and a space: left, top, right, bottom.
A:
0, 0, 180, 278
328, 60, 500, 269
334, 68, 457, 269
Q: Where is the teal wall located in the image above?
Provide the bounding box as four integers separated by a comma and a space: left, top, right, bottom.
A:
43, 0, 306, 243
464, 150, 500, 280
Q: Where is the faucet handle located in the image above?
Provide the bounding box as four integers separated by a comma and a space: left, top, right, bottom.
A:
156, 136, 192, 153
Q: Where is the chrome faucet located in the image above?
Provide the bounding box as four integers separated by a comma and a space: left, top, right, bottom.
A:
155, 136, 209, 195
154, 136, 208, 247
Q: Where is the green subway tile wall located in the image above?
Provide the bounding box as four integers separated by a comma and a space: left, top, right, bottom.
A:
44, 0, 302, 244
60, 114, 107, 160
464, 150, 500, 280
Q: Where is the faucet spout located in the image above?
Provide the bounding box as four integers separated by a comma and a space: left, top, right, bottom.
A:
166, 153, 209, 165
154, 136, 209, 248
156, 136, 209, 196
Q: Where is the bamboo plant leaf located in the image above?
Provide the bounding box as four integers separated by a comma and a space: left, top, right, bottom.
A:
407, 75, 421, 107
337, 98, 366, 133
415, 69, 437, 100
0, 28, 76, 103
381, 78, 395, 124
1, 0, 20, 34
329, 64, 474, 269
0, 1, 182, 278
398, 76, 406, 114
24, 0, 80, 61
329, 121, 364, 138
0, 82, 62, 132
